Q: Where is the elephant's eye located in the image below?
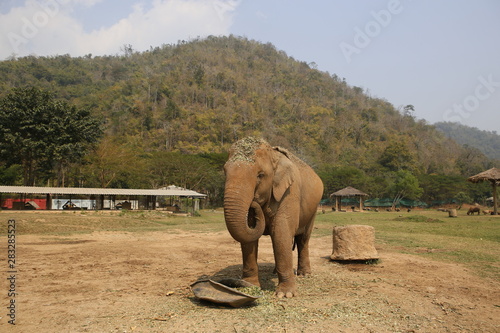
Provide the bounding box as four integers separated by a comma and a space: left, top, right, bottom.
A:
257, 172, 265, 179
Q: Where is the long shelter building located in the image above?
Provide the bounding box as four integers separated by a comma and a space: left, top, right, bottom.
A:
0, 185, 206, 211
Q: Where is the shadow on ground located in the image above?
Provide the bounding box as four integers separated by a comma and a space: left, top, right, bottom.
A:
195, 263, 278, 291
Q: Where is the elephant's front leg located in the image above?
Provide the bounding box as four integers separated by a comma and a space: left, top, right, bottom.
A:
241, 241, 260, 287
271, 231, 297, 298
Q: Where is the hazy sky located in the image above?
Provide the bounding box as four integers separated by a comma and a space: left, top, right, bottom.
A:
1, 0, 499, 132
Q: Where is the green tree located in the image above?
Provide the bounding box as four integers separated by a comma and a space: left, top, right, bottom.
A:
453, 191, 473, 207
456, 145, 491, 176
146, 151, 225, 206
418, 174, 467, 203
0, 164, 22, 185
148, 152, 216, 189
318, 165, 367, 196
83, 137, 145, 188
0, 87, 102, 185
379, 140, 418, 172
403, 104, 415, 118
388, 170, 423, 208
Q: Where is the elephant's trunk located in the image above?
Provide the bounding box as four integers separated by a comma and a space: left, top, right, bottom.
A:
224, 188, 265, 244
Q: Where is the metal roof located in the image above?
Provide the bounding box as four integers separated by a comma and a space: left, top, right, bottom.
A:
0, 185, 206, 198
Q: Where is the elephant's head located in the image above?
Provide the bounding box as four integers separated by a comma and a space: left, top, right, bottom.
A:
223, 137, 294, 243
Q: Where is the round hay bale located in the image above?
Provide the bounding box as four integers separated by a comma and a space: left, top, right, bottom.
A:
331, 225, 379, 261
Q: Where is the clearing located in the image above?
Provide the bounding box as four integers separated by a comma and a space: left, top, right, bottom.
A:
0, 210, 498, 332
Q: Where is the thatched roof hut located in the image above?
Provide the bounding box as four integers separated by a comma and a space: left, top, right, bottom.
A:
330, 186, 368, 211
331, 186, 368, 197
467, 167, 500, 215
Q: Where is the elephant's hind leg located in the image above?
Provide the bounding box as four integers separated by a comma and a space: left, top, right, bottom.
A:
295, 220, 315, 276
295, 234, 312, 276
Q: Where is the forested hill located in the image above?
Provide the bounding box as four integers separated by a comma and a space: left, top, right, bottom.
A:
0, 36, 496, 202
435, 122, 500, 160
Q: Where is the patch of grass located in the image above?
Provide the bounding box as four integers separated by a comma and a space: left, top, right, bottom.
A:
394, 215, 443, 223
1, 210, 226, 235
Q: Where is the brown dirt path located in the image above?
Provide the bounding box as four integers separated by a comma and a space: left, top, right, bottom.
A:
1, 230, 498, 332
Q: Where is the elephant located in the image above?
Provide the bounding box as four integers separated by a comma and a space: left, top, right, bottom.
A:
223, 137, 324, 298
467, 207, 480, 215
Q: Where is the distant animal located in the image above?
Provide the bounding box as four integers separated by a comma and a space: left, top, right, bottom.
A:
483, 210, 492, 215
407, 208, 412, 213
374, 208, 379, 212
467, 207, 480, 215
395, 208, 401, 212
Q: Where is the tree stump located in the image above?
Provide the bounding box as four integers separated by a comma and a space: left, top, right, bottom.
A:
331, 225, 379, 261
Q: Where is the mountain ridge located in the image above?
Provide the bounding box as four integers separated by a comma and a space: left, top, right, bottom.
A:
435, 121, 500, 160
0, 35, 496, 201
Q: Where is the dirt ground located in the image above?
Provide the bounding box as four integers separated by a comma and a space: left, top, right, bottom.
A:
1, 228, 499, 332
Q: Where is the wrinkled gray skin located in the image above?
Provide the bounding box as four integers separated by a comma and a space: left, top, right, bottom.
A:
223, 137, 324, 298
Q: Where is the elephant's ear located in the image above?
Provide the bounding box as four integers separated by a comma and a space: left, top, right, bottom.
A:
272, 147, 294, 202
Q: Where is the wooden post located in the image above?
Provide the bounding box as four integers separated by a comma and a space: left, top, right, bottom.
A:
46, 193, 52, 210
335, 196, 339, 212
97, 195, 104, 210
493, 181, 498, 215
359, 196, 363, 211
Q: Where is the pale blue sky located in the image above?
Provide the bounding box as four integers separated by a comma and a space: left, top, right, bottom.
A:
1, 0, 499, 132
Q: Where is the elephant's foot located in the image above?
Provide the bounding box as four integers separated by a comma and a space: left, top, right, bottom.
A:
276, 281, 297, 298
296, 267, 311, 276
242, 276, 260, 287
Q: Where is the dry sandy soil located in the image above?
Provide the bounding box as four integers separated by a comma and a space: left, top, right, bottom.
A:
1, 227, 499, 332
